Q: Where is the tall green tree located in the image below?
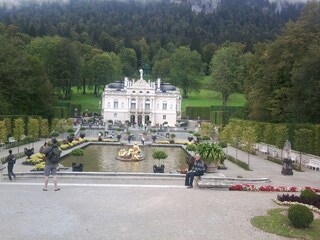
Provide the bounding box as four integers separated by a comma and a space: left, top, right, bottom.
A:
202, 43, 218, 75
241, 125, 257, 167
209, 43, 246, 107
13, 118, 25, 143
86, 52, 122, 96
28, 118, 40, 141
170, 46, 202, 97
0, 120, 8, 145
118, 48, 137, 77
40, 118, 49, 138
0, 24, 54, 117
48, 39, 81, 99
245, 2, 320, 123
152, 58, 171, 81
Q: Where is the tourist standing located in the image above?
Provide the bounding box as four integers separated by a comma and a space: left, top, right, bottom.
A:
185, 154, 205, 188
40, 138, 61, 191
6, 150, 16, 181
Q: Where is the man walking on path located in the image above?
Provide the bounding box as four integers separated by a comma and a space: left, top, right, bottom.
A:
40, 138, 61, 191
6, 150, 16, 181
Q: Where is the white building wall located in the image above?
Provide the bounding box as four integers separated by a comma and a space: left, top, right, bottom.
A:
102, 76, 181, 127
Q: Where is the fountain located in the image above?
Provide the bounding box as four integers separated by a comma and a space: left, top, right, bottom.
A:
116, 142, 145, 162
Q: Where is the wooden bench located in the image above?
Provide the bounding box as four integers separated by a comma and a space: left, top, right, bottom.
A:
306, 159, 320, 171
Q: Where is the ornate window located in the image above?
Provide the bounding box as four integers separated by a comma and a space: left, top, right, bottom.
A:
131, 98, 136, 109
114, 100, 118, 109
163, 102, 167, 110
145, 99, 151, 110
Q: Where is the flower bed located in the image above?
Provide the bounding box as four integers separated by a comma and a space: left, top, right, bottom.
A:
229, 184, 320, 193
60, 138, 87, 150
273, 199, 320, 213
22, 152, 45, 165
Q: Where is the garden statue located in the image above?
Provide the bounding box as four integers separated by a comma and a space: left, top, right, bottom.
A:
117, 142, 144, 161
282, 140, 293, 175
24, 147, 34, 159
283, 140, 292, 159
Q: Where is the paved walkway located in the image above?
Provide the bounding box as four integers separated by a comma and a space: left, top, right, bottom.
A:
1, 130, 319, 240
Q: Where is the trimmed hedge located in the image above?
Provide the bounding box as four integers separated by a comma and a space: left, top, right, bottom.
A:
288, 204, 314, 228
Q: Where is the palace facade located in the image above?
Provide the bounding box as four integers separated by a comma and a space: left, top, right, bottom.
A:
101, 71, 181, 127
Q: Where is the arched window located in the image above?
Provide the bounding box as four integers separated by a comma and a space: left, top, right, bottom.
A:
131, 98, 136, 109
145, 99, 151, 110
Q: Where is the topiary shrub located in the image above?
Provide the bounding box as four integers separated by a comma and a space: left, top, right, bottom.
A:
202, 136, 210, 140
288, 204, 314, 228
218, 141, 227, 148
193, 132, 201, 137
186, 143, 197, 152
300, 189, 317, 203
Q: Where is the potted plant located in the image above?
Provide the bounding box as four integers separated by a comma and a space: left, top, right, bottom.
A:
196, 143, 224, 173
170, 133, 176, 143
186, 143, 197, 152
117, 134, 122, 141
187, 135, 194, 142
80, 127, 86, 139
152, 135, 157, 143
70, 148, 84, 172
152, 150, 168, 173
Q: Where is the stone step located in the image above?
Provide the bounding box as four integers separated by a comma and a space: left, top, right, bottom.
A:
196, 173, 270, 189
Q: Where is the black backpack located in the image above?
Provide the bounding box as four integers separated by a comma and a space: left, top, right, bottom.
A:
47, 146, 61, 164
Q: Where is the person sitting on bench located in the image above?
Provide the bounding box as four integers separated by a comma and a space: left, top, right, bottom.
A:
185, 154, 205, 188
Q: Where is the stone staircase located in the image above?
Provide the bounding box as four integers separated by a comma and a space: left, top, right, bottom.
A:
196, 173, 270, 189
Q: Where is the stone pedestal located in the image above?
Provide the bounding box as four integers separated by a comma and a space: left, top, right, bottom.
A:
281, 158, 293, 175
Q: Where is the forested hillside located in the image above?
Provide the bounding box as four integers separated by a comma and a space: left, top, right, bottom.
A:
1, 0, 319, 124
0, 0, 303, 54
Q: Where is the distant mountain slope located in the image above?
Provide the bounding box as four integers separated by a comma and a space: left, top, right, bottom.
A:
0, 0, 305, 51
0, 0, 309, 12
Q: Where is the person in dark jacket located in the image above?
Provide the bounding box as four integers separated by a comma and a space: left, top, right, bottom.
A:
6, 150, 16, 181
185, 154, 205, 188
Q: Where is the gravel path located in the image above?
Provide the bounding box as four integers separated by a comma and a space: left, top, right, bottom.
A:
0, 183, 291, 240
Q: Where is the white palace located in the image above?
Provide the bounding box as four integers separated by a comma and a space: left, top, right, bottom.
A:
101, 70, 182, 127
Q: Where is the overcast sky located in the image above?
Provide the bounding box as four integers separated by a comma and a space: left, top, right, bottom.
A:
0, 0, 310, 7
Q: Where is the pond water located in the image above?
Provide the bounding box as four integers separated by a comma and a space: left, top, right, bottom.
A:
61, 144, 189, 173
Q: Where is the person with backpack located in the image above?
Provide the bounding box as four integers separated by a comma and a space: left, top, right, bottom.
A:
40, 138, 61, 191
6, 150, 16, 181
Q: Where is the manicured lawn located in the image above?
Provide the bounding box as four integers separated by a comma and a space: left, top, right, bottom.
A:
251, 208, 320, 240
181, 89, 246, 115
182, 89, 246, 108
68, 92, 101, 114
59, 88, 102, 114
